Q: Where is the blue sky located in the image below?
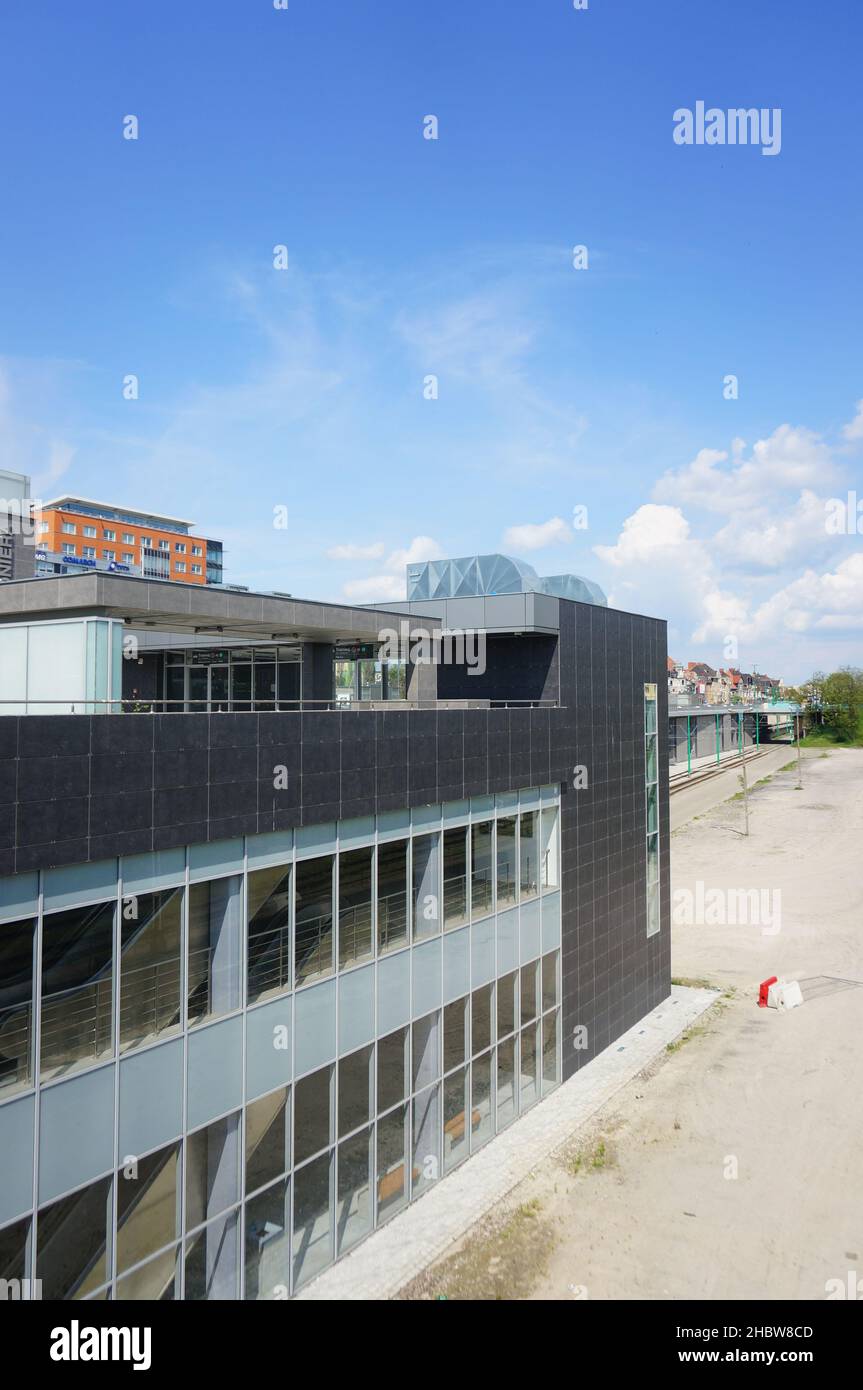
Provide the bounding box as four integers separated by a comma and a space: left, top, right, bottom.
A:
1, 0, 861, 681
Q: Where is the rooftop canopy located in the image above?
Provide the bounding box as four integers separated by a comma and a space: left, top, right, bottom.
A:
406, 553, 607, 606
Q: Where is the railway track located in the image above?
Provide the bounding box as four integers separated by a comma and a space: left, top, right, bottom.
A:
668, 744, 790, 796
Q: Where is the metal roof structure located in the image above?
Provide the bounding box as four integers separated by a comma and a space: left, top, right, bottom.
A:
406, 553, 607, 606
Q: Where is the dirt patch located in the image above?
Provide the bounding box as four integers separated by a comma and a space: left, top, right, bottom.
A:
399, 1193, 558, 1301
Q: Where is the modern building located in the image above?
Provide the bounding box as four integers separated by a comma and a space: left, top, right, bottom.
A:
0, 558, 669, 1300
0, 470, 36, 585
36, 497, 224, 587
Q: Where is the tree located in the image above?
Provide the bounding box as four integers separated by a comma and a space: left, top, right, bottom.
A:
820, 667, 863, 742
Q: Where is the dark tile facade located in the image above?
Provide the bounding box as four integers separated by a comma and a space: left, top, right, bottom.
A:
0, 598, 670, 1079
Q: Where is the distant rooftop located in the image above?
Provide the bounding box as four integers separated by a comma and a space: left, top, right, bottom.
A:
406, 553, 607, 606
43, 496, 196, 529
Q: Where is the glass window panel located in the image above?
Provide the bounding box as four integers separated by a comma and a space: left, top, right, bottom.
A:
187, 877, 242, 1027
40, 901, 115, 1081
497, 970, 517, 1038
647, 882, 660, 939
497, 1038, 517, 1129
245, 1087, 290, 1195
336, 1127, 372, 1255
471, 1051, 494, 1150
244, 1177, 290, 1301
254, 662, 277, 712
231, 663, 252, 712
116, 1141, 181, 1276
541, 950, 558, 1012
294, 1065, 332, 1166
470, 821, 494, 919
411, 1084, 440, 1196
338, 847, 373, 971
185, 1113, 240, 1230
520, 961, 538, 1026
376, 1104, 408, 1223
36, 1175, 112, 1300
377, 1027, 408, 1113
442, 827, 468, 930
645, 735, 657, 784
292, 1153, 333, 1290
385, 660, 407, 701
443, 1068, 469, 1173
542, 1012, 560, 1095
188, 666, 208, 713
471, 983, 493, 1055
358, 659, 383, 702
119, 888, 182, 1053
184, 1211, 238, 1300
115, 1243, 178, 1301
646, 783, 658, 835
0, 1215, 29, 1284
540, 806, 559, 890
519, 811, 539, 900
277, 662, 301, 709
0, 916, 35, 1097
412, 833, 440, 941
377, 839, 408, 955
210, 666, 229, 710
412, 1011, 440, 1091
165, 665, 184, 711
645, 696, 657, 734
338, 1045, 372, 1138
443, 996, 468, 1073
647, 832, 659, 885
496, 816, 517, 907
334, 660, 356, 703
520, 1024, 539, 1111
294, 856, 334, 987
247, 864, 291, 1004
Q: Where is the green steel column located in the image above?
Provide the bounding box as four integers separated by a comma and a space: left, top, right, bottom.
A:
715, 712, 720, 764
687, 713, 691, 776
756, 712, 760, 747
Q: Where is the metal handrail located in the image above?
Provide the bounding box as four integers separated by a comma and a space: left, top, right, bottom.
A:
0, 697, 561, 713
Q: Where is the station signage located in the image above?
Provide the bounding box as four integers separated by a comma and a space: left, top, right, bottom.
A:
333, 641, 377, 661
189, 649, 231, 665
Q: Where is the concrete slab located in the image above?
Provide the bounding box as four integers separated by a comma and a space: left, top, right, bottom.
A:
296, 983, 718, 1300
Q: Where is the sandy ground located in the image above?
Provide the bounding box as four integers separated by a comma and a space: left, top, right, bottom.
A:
403, 748, 863, 1301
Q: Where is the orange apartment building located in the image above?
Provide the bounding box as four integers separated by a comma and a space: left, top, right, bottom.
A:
35, 496, 224, 586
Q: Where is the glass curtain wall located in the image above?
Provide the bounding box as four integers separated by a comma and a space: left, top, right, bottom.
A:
645, 684, 660, 937
163, 647, 302, 712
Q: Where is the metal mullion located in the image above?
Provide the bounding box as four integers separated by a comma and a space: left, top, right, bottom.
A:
177, 847, 191, 1300
29, 872, 44, 1291
110, 869, 124, 1295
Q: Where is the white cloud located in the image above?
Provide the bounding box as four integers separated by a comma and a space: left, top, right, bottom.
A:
711, 488, 834, 569
842, 399, 863, 444
654, 426, 834, 514
326, 542, 386, 561
502, 517, 572, 551
750, 552, 863, 636
385, 536, 444, 571
395, 293, 534, 387
342, 574, 405, 603
593, 503, 696, 566
339, 535, 445, 603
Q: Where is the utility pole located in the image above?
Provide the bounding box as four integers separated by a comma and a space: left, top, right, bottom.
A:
795, 712, 803, 790
741, 737, 750, 836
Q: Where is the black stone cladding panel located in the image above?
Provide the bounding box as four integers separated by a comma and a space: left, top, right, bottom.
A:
1, 598, 670, 1068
